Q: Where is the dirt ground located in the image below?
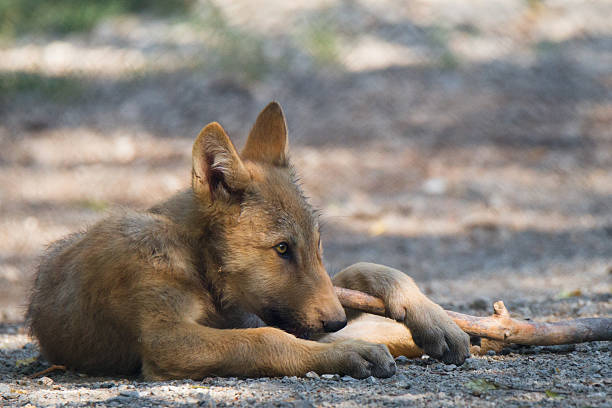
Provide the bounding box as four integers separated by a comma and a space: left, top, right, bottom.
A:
1, 0, 611, 406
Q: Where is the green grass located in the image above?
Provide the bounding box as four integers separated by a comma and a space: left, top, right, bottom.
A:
426, 25, 460, 70
188, 2, 278, 82
294, 16, 342, 69
301, 21, 341, 68
0, 71, 84, 102
0, 0, 195, 39
536, 39, 561, 55
76, 198, 109, 212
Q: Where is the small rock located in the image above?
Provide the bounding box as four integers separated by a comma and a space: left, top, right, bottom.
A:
444, 364, 457, 371
321, 374, 339, 380
398, 381, 412, 389
395, 356, 409, 364
0, 384, 9, 394
119, 390, 140, 398
461, 357, 478, 370
305, 371, 319, 380
422, 178, 447, 195
293, 400, 315, 408
98, 382, 115, 388
37, 376, 53, 386
486, 350, 496, 356
366, 376, 377, 384
341, 376, 355, 382
107, 396, 132, 404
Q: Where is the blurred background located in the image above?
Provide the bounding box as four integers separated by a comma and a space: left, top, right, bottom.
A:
1, 0, 611, 322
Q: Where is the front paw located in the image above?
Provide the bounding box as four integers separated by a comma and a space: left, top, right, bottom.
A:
405, 303, 470, 365
334, 262, 470, 365
317, 339, 396, 379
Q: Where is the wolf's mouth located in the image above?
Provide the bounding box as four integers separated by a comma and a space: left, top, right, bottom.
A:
286, 326, 312, 340
260, 307, 313, 340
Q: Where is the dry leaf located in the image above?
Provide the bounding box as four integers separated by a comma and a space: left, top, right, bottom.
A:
15, 356, 37, 367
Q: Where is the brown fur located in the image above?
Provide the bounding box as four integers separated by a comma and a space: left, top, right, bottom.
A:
27, 102, 468, 380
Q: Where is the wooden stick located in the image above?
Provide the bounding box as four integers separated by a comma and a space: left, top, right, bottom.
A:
334, 287, 612, 345
29, 364, 67, 378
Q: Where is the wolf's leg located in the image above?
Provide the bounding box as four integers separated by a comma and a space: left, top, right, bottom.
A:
140, 322, 396, 380
137, 288, 396, 380
332, 262, 470, 365
317, 314, 423, 358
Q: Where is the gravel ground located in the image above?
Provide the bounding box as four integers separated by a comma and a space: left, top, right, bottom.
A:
1, 0, 611, 406
1, 316, 610, 407
1, 295, 610, 406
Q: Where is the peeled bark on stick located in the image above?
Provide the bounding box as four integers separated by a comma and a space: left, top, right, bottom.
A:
334, 287, 612, 345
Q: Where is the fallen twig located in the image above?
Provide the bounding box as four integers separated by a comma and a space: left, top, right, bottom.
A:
29, 364, 66, 378
334, 287, 612, 345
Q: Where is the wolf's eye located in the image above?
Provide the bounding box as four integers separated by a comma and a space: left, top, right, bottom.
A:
274, 242, 290, 258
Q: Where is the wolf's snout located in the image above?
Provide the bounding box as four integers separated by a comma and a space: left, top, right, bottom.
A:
316, 283, 347, 332
322, 318, 347, 332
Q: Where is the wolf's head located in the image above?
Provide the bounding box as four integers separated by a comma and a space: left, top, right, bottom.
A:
191, 102, 346, 338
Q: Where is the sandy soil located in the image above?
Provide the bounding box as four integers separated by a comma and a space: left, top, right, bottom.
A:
0, 0, 611, 406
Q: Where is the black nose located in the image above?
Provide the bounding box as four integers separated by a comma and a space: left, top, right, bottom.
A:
322, 319, 347, 333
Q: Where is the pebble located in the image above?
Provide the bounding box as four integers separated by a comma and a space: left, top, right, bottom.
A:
341, 376, 355, 382
0, 384, 9, 394
321, 374, 339, 380
305, 371, 319, 380
98, 382, 115, 388
37, 376, 53, 386
422, 178, 447, 195
119, 390, 140, 398
395, 356, 409, 364
443, 364, 457, 371
366, 376, 377, 384
487, 350, 496, 356
461, 357, 478, 370
397, 381, 412, 389
293, 400, 315, 408
107, 396, 132, 404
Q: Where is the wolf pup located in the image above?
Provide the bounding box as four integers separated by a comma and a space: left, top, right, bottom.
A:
28, 102, 469, 380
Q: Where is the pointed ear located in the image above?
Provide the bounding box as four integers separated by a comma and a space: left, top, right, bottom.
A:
241, 101, 288, 166
192, 122, 250, 200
